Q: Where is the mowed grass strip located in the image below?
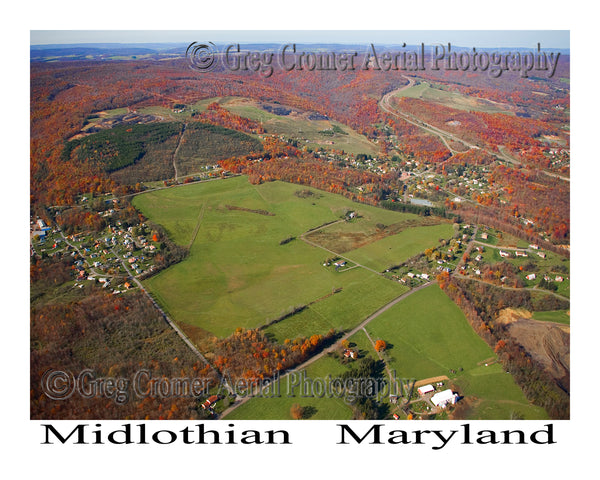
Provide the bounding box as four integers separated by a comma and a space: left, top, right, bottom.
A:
531, 309, 570, 325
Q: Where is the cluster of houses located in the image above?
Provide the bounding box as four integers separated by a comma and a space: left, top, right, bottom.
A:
30, 218, 52, 240
406, 272, 429, 280
31, 211, 163, 296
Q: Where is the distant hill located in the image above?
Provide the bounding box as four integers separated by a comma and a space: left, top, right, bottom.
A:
31, 42, 569, 62
30, 43, 187, 61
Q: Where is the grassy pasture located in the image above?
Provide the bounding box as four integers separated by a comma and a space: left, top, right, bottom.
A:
135, 177, 438, 339
531, 309, 570, 324
220, 97, 379, 155
351, 284, 547, 419
395, 81, 513, 114
342, 223, 454, 272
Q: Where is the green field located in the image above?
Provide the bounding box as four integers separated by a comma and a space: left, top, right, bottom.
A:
133, 177, 448, 340
343, 223, 454, 272
531, 309, 570, 324
352, 285, 547, 419
396, 81, 513, 114
226, 285, 546, 420
215, 97, 379, 156
133, 178, 549, 420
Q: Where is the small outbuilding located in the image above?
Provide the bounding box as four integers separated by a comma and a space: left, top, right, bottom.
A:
417, 384, 434, 396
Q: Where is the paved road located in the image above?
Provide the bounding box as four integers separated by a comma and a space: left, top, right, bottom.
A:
380, 78, 570, 183
114, 248, 234, 395
220, 281, 435, 418
452, 272, 570, 302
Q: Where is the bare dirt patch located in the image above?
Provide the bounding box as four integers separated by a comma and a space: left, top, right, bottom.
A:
304, 217, 440, 253
414, 375, 449, 388
225, 205, 275, 216
497, 308, 570, 393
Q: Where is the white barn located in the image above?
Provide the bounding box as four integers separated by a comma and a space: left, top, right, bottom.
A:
417, 384, 434, 396
431, 389, 458, 408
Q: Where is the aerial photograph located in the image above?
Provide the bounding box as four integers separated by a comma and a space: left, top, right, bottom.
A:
30, 29, 571, 424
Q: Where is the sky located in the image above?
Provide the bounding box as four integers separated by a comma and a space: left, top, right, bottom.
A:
30, 30, 570, 49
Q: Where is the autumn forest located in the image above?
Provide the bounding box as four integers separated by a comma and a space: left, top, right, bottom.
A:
30, 42, 570, 421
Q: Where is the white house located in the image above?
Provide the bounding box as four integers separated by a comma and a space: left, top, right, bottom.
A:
417, 384, 434, 396
431, 389, 458, 408
526, 273, 536, 281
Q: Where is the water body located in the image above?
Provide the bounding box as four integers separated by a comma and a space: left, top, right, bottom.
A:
410, 198, 433, 207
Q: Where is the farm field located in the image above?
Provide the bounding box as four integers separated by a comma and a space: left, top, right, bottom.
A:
531, 309, 570, 324
394, 80, 513, 114
341, 223, 454, 272
133, 177, 444, 341
87, 96, 379, 156
353, 285, 548, 419
223, 97, 379, 155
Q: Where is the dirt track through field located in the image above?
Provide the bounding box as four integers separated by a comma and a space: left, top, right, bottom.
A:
414, 376, 449, 388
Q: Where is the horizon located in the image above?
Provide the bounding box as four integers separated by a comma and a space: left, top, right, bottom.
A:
30, 30, 570, 49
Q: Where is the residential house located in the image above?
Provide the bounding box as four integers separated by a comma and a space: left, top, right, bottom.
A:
201, 395, 219, 411
343, 349, 357, 359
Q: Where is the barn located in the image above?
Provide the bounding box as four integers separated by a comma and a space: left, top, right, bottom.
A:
431, 389, 458, 408
417, 384, 434, 396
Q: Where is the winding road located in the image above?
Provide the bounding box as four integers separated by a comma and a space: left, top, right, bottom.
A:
380, 76, 570, 183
